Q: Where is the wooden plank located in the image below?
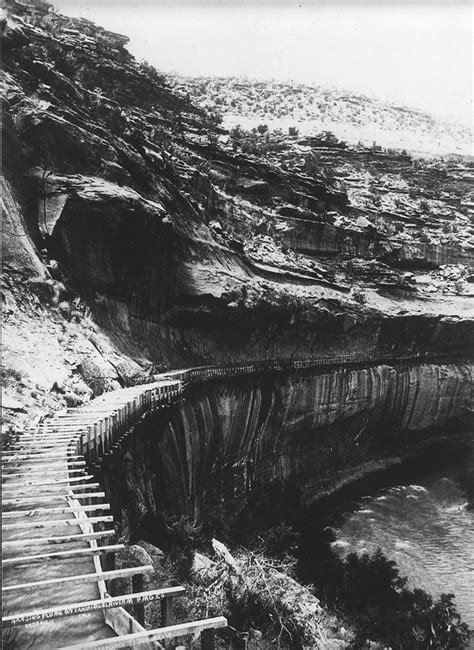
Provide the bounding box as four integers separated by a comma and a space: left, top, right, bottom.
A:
29, 427, 94, 432
7, 439, 77, 446
2, 564, 154, 592
2, 529, 115, 548
11, 441, 80, 447
2, 492, 106, 505
2, 515, 113, 530
19, 430, 81, 436
28, 422, 86, 432
2, 544, 125, 566
12, 438, 79, 445
2, 459, 86, 467
2, 453, 84, 460
61, 407, 127, 414
2, 485, 102, 498
2, 503, 110, 518
58, 617, 228, 649
2, 586, 185, 627
2, 469, 86, 479
5, 446, 76, 455
2, 443, 84, 451
3, 475, 95, 489
54, 416, 113, 422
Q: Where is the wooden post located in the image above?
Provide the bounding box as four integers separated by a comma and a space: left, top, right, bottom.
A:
100, 419, 105, 455
105, 552, 115, 573
160, 595, 174, 627
79, 432, 85, 458
105, 551, 116, 596
132, 574, 145, 625
112, 412, 118, 445
201, 627, 215, 650
93, 423, 98, 461
103, 417, 109, 453
86, 426, 92, 462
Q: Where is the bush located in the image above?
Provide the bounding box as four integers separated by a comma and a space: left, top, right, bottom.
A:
229, 125, 285, 156
186, 545, 333, 648
419, 199, 431, 213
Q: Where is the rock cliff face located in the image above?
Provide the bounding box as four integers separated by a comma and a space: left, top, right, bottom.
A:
105, 361, 472, 530
2, 1, 473, 520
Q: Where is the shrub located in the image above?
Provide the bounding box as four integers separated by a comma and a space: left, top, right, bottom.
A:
229, 125, 285, 156
186, 545, 333, 648
419, 199, 431, 213
204, 109, 223, 128
315, 130, 340, 146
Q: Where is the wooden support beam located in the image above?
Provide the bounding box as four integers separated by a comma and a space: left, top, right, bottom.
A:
2, 586, 186, 627
132, 574, 144, 626
2, 543, 125, 566
2, 564, 154, 592
2, 529, 115, 548
2, 515, 113, 530
67, 494, 107, 601
160, 594, 174, 627
57, 617, 228, 649
2, 503, 110, 518
2, 492, 106, 506
201, 628, 216, 650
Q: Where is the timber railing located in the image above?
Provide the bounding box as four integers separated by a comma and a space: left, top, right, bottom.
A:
2, 351, 471, 648
158, 349, 471, 386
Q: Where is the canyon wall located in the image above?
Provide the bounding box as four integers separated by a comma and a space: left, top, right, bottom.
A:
104, 361, 473, 533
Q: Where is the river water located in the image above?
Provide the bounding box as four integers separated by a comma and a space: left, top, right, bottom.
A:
331, 470, 474, 630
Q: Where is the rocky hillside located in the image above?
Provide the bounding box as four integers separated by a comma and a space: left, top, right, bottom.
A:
2, 0, 473, 427
170, 75, 473, 156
